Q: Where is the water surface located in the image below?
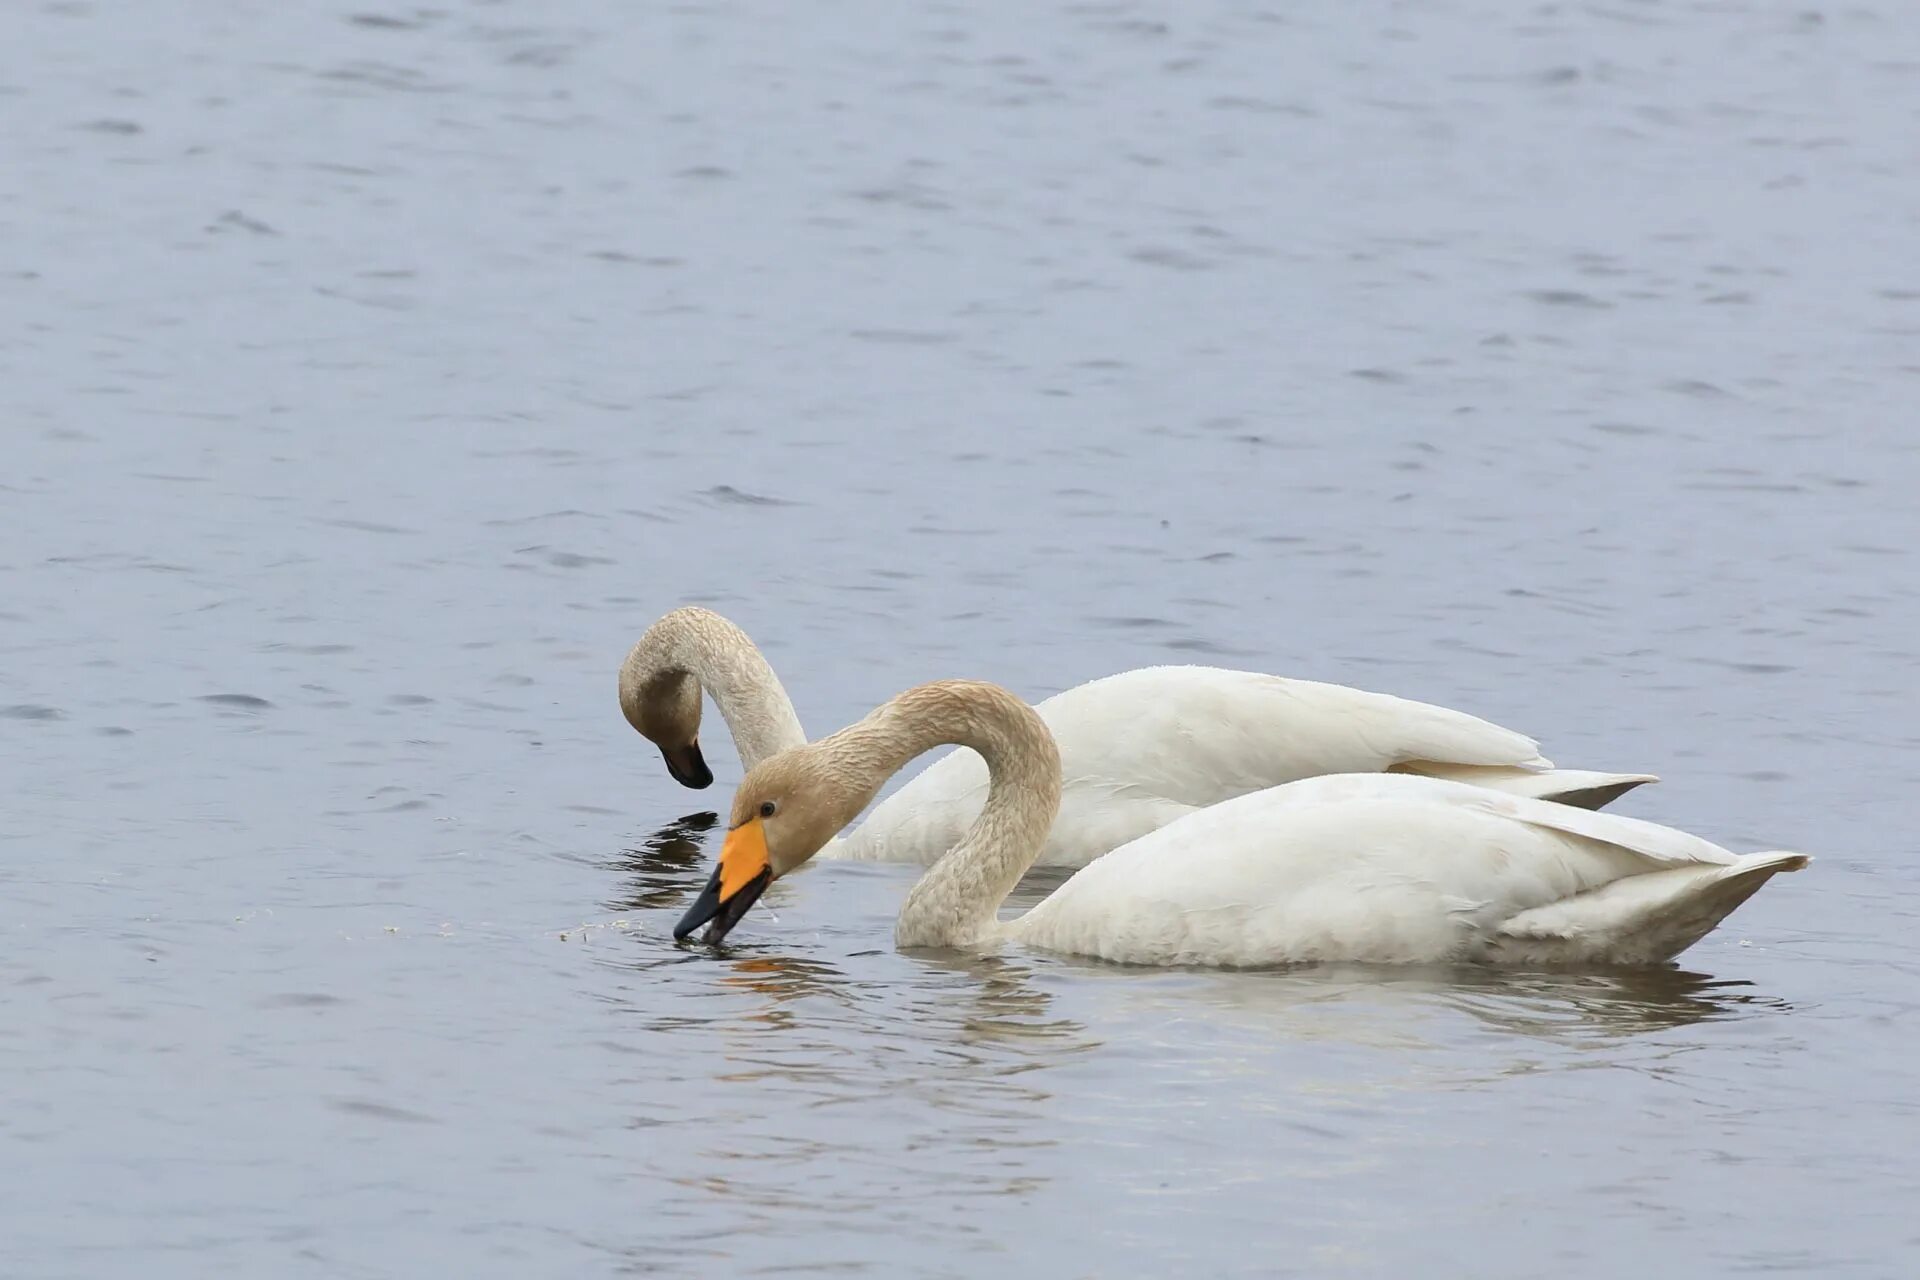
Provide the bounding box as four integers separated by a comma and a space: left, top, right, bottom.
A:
4, 1, 1918, 1276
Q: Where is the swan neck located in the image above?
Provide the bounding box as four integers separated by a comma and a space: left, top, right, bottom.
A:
619, 608, 807, 770
819, 682, 1060, 948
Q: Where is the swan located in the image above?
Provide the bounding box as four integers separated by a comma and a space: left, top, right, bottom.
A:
674, 680, 1807, 967
620, 607, 1656, 869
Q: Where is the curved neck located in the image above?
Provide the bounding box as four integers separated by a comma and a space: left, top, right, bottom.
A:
816, 682, 1061, 948
619, 608, 807, 770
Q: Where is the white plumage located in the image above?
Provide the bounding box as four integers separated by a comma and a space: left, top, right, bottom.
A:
829, 666, 1654, 868
699, 682, 1802, 969
1008, 772, 1807, 967
621, 607, 1655, 870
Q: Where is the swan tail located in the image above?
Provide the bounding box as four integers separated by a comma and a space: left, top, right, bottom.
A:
1395, 762, 1659, 811
1488, 850, 1810, 966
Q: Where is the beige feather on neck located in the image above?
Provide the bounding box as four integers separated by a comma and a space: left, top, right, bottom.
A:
715, 681, 1061, 948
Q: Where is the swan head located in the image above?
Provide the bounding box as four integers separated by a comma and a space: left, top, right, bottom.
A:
673, 744, 878, 944
619, 665, 714, 789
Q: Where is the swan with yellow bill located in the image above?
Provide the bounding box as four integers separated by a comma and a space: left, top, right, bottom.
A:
675, 680, 1806, 968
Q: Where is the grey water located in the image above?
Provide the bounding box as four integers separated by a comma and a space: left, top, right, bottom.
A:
4, 0, 1919, 1275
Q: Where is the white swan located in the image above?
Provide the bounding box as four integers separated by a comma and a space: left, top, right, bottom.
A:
621, 607, 1656, 869
674, 681, 1807, 967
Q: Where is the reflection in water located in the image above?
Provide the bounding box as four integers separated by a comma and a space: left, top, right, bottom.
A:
1435, 965, 1794, 1042
1062, 957, 1797, 1078
712, 953, 856, 1033
908, 950, 1094, 1051
699, 945, 1097, 1062
624, 937, 1101, 1256
604, 810, 718, 914
716, 953, 847, 1003
1129, 956, 1778, 1023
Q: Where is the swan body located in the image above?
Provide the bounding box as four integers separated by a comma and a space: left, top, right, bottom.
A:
678, 681, 1806, 969
1007, 773, 1808, 967
623, 608, 1656, 869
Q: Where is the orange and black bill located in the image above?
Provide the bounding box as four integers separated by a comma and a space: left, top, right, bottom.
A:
673, 817, 771, 944
659, 740, 714, 789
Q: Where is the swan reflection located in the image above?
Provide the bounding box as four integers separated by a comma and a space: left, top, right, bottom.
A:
1053, 955, 1791, 1052
708, 945, 1095, 1059
1436, 964, 1791, 1040
604, 810, 717, 914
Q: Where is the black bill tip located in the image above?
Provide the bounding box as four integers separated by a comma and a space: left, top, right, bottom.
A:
673, 863, 726, 940
673, 863, 772, 945
660, 741, 714, 790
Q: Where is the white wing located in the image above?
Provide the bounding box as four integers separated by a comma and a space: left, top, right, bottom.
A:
1009, 772, 1804, 967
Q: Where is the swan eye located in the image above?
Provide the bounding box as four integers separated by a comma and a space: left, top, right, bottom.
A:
758, 800, 777, 819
